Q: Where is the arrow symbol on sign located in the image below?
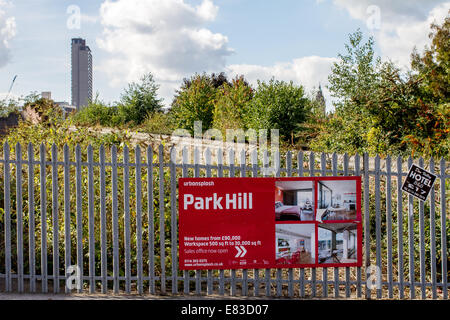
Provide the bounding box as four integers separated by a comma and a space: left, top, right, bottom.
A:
240, 246, 247, 257
235, 246, 247, 258
235, 246, 242, 257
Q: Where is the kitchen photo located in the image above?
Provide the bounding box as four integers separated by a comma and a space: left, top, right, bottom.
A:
275, 224, 316, 265
316, 179, 358, 222
275, 180, 314, 221
318, 223, 358, 264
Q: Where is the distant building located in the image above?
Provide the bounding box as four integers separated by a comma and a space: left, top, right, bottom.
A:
41, 91, 52, 100
55, 101, 77, 119
71, 38, 93, 111
315, 84, 326, 116
38, 92, 77, 119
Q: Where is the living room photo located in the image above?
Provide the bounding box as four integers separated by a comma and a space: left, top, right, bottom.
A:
275, 224, 316, 265
318, 223, 358, 265
275, 180, 314, 221
316, 179, 359, 222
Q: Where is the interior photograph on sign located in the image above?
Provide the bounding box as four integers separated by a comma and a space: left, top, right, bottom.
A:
275, 224, 316, 265
316, 180, 357, 222
275, 180, 314, 221
318, 223, 358, 264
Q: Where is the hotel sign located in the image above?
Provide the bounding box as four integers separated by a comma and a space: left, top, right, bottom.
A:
402, 164, 437, 201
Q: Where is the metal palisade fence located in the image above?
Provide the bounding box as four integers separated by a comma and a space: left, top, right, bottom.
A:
0, 142, 448, 299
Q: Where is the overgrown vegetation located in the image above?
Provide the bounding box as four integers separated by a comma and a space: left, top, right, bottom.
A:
0, 14, 447, 294
64, 13, 450, 159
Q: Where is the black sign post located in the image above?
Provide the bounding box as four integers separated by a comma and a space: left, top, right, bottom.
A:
401, 164, 437, 201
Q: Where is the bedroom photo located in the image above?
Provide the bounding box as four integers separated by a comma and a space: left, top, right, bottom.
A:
275, 180, 314, 221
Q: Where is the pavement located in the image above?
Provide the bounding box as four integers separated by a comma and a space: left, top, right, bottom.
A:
0, 292, 281, 300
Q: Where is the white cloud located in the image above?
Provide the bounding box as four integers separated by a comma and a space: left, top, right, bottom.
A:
332, 0, 444, 22
0, 0, 16, 68
96, 0, 449, 111
0, 91, 18, 101
96, 0, 232, 105
226, 56, 338, 111
329, 0, 450, 68
81, 14, 99, 24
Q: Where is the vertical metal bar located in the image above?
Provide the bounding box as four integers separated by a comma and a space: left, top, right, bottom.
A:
135, 146, 143, 295
229, 149, 237, 297
418, 157, 426, 299
407, 156, 415, 299
321, 152, 328, 298
343, 153, 351, 298
205, 148, 213, 296
217, 149, 225, 297
374, 155, 382, 299
40, 143, 48, 293
275, 150, 282, 298
385, 156, 393, 298
169, 147, 177, 294
63, 144, 71, 294
396, 156, 404, 299
181, 147, 189, 295
309, 152, 316, 298
439, 158, 447, 300
286, 151, 294, 298
240, 149, 249, 297
217, 149, 225, 296
193, 147, 202, 296
332, 153, 340, 298
16, 143, 24, 293
111, 145, 119, 294
298, 151, 304, 177
123, 145, 131, 294
87, 145, 95, 294
28, 143, 36, 293
363, 153, 370, 299
75, 145, 82, 293
158, 144, 166, 294
51, 144, 59, 293
99, 145, 107, 294
354, 153, 362, 298
251, 149, 260, 297
263, 150, 271, 297
147, 147, 155, 294
4, 142, 11, 292
429, 158, 437, 299
298, 151, 305, 298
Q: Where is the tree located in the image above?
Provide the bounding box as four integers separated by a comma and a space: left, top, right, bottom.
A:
311, 20, 449, 158
294, 88, 329, 149
246, 79, 309, 142
171, 72, 229, 134
212, 75, 253, 135
312, 30, 414, 155
411, 13, 450, 104
71, 98, 121, 127
118, 73, 163, 125
318, 30, 380, 154
405, 12, 450, 157
0, 98, 19, 118
21, 93, 63, 126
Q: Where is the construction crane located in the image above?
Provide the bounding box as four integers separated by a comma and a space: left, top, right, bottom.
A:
5, 75, 17, 100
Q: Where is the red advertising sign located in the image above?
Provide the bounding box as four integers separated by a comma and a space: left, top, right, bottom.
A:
179, 177, 362, 270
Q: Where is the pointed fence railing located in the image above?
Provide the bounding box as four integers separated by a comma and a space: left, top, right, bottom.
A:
0, 142, 448, 299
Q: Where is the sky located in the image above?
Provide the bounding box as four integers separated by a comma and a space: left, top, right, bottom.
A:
0, 0, 449, 111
